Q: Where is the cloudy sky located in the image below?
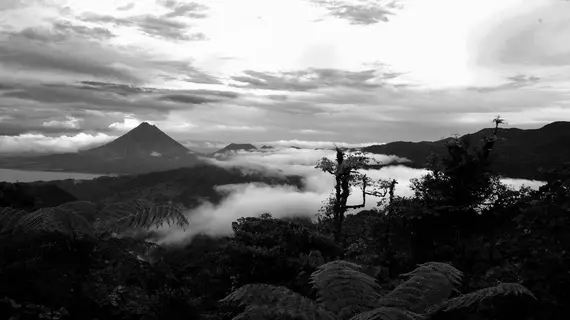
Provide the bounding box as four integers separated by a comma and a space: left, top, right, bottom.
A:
1, 0, 569, 153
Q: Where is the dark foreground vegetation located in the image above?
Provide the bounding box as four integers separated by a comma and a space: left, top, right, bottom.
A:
0, 118, 568, 320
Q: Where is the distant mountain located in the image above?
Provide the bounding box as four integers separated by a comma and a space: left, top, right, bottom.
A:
363, 121, 570, 180
180, 139, 227, 154
260, 145, 274, 150
85, 122, 192, 159
212, 143, 258, 158
0, 122, 202, 175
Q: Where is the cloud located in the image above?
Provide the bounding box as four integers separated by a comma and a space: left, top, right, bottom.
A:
42, 116, 83, 129
51, 20, 115, 40
160, 0, 209, 19
158, 94, 216, 104
155, 182, 326, 245
108, 117, 143, 131
0, 132, 115, 154
209, 125, 267, 132
0, 81, 243, 137
467, 74, 541, 92
297, 129, 336, 135
81, 10, 207, 42
152, 147, 544, 245
135, 15, 206, 41
309, 0, 403, 25
117, 3, 135, 11
256, 140, 386, 149
230, 68, 403, 91
473, 2, 570, 71
0, 32, 141, 83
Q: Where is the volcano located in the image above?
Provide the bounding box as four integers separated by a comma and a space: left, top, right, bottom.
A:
84, 122, 192, 160
0, 123, 202, 175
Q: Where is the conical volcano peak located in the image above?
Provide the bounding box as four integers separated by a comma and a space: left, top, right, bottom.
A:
138, 121, 153, 127
83, 122, 194, 160
131, 121, 158, 132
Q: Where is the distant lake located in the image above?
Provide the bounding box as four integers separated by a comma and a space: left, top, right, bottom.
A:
0, 168, 107, 183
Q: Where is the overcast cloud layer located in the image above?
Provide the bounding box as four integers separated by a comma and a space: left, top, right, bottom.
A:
1, 0, 569, 153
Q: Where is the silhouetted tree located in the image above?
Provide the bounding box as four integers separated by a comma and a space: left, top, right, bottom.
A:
316, 147, 394, 245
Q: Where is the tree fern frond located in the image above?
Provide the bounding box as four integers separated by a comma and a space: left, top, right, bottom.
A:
233, 304, 335, 320
220, 284, 334, 320
428, 282, 536, 313
14, 207, 93, 238
56, 201, 98, 222
378, 271, 454, 314
401, 262, 463, 288
310, 260, 383, 319
0, 207, 27, 233
96, 199, 189, 234
349, 307, 426, 320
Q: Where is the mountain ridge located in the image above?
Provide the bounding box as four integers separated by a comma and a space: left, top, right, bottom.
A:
362, 121, 570, 180
212, 143, 258, 158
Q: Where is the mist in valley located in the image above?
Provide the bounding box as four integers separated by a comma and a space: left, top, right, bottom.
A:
152, 147, 546, 245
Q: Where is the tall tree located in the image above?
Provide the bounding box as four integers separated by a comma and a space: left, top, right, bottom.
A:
316, 147, 393, 245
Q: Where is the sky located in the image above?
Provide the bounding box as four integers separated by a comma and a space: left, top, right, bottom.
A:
1, 0, 570, 153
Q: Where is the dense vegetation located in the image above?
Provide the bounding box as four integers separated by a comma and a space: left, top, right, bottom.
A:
0, 119, 568, 320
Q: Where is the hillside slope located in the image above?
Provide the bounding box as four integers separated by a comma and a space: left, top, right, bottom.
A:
363, 121, 570, 180
43, 163, 304, 208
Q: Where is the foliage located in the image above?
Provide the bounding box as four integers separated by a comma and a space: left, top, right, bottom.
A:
0, 198, 189, 239
95, 198, 188, 235
221, 260, 533, 320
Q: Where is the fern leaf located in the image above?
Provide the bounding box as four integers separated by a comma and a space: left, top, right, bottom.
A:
0, 207, 27, 233
233, 304, 335, 320
96, 199, 188, 233
14, 207, 93, 238
56, 201, 98, 222
428, 282, 536, 313
349, 307, 425, 320
401, 262, 463, 288
220, 284, 334, 320
378, 264, 459, 314
310, 260, 383, 320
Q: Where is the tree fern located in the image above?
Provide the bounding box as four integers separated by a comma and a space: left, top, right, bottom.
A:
221, 259, 534, 320
221, 283, 335, 320
350, 307, 426, 320
310, 261, 383, 319
56, 201, 99, 222
13, 206, 93, 238
95, 199, 189, 234
376, 271, 453, 314
400, 262, 463, 288
0, 207, 27, 233
427, 282, 536, 314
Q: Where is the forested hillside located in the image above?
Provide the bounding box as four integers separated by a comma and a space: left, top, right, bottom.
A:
33, 163, 304, 208
0, 119, 568, 320
363, 121, 570, 180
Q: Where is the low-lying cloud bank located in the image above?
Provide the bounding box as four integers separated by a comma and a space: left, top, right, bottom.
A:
154, 148, 546, 245
256, 140, 386, 149
0, 132, 115, 154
